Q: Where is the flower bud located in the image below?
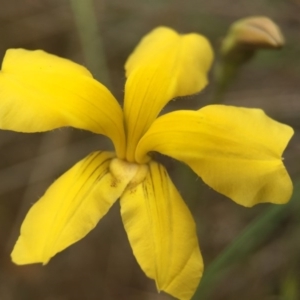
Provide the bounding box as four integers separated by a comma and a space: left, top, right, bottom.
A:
212, 16, 285, 103
221, 16, 285, 63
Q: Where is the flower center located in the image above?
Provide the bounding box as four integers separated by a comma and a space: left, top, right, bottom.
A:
109, 158, 148, 189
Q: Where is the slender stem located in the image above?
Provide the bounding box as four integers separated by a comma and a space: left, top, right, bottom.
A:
211, 50, 254, 104
192, 181, 300, 300
211, 61, 239, 104
69, 0, 111, 87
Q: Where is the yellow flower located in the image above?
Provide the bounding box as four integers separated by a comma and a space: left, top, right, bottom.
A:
0, 27, 293, 300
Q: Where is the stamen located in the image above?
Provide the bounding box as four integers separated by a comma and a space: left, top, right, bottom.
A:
109, 158, 148, 189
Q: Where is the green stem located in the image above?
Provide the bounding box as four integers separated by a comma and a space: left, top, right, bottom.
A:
192, 181, 300, 300
69, 0, 111, 86
211, 61, 239, 104
211, 50, 254, 104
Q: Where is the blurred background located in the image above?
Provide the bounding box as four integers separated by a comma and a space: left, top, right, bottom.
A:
0, 0, 300, 299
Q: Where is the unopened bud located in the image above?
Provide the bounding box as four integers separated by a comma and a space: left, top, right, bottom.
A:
221, 16, 284, 62
213, 16, 285, 103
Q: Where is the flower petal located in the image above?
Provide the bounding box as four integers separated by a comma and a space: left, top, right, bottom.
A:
120, 161, 202, 300
11, 151, 138, 265
0, 49, 125, 157
136, 105, 293, 207
123, 27, 213, 161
